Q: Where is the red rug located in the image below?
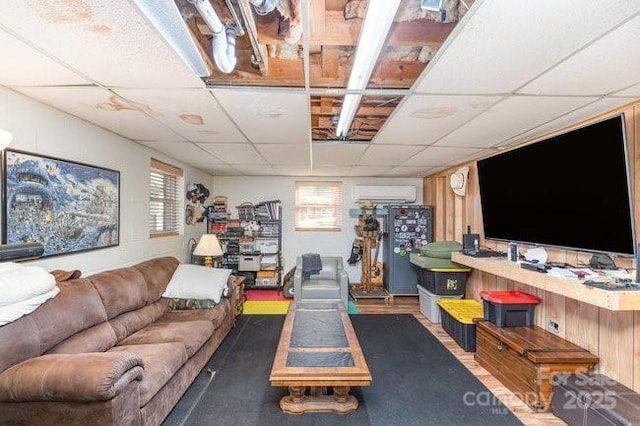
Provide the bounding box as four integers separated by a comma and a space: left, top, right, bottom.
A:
244, 289, 289, 301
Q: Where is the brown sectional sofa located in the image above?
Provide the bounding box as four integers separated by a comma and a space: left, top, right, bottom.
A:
0, 256, 238, 426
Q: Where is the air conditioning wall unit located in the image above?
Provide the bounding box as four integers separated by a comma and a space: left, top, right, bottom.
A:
354, 185, 417, 203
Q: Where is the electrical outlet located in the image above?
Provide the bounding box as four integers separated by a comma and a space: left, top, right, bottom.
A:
548, 319, 560, 334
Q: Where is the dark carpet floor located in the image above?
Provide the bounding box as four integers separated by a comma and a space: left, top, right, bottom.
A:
163, 314, 523, 426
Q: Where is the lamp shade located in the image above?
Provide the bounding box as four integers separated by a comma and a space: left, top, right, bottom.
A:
193, 234, 223, 257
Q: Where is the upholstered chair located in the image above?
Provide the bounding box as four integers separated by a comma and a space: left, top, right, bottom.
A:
293, 256, 349, 307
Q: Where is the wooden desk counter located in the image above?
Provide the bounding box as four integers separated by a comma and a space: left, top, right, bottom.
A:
452, 252, 640, 311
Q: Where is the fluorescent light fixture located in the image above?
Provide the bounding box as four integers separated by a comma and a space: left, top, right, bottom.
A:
0, 128, 13, 150
336, 0, 401, 138
132, 0, 210, 77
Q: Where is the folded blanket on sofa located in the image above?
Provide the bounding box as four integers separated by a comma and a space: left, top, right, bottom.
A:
0, 262, 56, 307
0, 286, 60, 326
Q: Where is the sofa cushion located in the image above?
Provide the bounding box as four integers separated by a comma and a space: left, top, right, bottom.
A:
158, 300, 231, 327
109, 343, 187, 406
133, 257, 180, 304
47, 322, 117, 354
109, 300, 168, 342
89, 268, 148, 320
118, 320, 214, 358
0, 278, 107, 373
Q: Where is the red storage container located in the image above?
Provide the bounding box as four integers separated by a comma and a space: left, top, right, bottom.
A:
479, 290, 540, 327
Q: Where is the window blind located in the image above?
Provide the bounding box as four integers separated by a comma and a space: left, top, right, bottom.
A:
149, 159, 183, 237
294, 181, 342, 231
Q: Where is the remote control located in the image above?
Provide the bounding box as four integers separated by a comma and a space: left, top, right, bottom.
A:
520, 262, 548, 273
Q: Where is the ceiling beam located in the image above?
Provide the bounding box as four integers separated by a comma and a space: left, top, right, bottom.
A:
258, 11, 455, 46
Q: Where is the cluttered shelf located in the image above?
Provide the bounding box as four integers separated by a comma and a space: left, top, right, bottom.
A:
451, 252, 640, 311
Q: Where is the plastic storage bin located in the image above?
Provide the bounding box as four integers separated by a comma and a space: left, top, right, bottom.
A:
437, 299, 484, 351
416, 268, 470, 296
479, 290, 540, 327
239, 254, 261, 271
418, 284, 463, 323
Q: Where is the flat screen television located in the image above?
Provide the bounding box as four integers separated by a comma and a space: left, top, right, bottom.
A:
476, 114, 635, 256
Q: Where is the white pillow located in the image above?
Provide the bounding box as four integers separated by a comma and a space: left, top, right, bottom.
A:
162, 264, 232, 303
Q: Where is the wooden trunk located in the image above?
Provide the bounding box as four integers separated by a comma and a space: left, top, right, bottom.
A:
474, 320, 599, 412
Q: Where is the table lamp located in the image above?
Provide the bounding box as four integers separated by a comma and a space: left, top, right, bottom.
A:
193, 234, 223, 267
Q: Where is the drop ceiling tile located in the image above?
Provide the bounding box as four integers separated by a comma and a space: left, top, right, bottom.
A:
255, 144, 310, 164
114, 89, 246, 143
375, 95, 503, 145
0, 1, 202, 88
15, 86, 185, 141
435, 95, 599, 148
402, 146, 483, 167
198, 143, 265, 164
613, 83, 640, 97
416, 0, 640, 94
231, 165, 276, 175
212, 89, 309, 144
348, 166, 394, 177
312, 144, 367, 166
310, 166, 353, 176
137, 141, 223, 164
0, 30, 89, 86
197, 164, 239, 175
500, 97, 640, 147
271, 165, 313, 176
519, 16, 640, 96
384, 166, 438, 177
357, 145, 423, 166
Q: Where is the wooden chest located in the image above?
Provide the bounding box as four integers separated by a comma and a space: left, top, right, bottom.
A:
475, 320, 599, 412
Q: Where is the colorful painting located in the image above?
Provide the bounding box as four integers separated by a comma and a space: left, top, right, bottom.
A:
2, 149, 120, 257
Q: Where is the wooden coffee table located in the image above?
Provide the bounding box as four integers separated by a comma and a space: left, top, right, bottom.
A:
269, 301, 371, 414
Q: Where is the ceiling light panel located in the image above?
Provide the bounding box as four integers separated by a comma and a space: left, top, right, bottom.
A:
375, 94, 502, 145
114, 89, 246, 143
415, 0, 640, 94
435, 95, 599, 148
15, 86, 186, 141
213, 89, 309, 144
518, 16, 640, 96
0, 1, 202, 88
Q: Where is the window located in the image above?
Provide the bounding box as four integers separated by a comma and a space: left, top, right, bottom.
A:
295, 181, 342, 231
149, 158, 183, 237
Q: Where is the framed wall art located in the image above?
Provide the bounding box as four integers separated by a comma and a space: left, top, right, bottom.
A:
2, 149, 120, 257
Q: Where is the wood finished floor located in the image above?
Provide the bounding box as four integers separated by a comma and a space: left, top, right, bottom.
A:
353, 295, 567, 426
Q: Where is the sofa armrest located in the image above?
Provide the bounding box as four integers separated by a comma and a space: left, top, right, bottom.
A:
0, 352, 143, 403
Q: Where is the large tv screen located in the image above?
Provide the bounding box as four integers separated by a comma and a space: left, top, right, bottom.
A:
477, 114, 635, 256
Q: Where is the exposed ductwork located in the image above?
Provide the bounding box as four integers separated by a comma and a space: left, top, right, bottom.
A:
188, 0, 237, 74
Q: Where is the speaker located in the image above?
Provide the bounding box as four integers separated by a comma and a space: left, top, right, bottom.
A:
463, 233, 479, 253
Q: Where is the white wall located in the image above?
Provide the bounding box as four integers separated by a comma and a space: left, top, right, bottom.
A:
213, 176, 423, 283
0, 88, 213, 275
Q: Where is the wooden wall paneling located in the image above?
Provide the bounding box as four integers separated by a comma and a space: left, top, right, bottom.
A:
453, 192, 464, 242
435, 176, 446, 241
597, 309, 635, 388
565, 299, 599, 355
445, 176, 455, 241
634, 311, 640, 391
541, 291, 566, 339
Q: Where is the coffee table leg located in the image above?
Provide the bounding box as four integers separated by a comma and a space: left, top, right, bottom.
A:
333, 386, 351, 403
288, 386, 305, 403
